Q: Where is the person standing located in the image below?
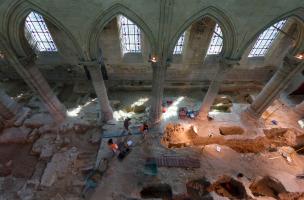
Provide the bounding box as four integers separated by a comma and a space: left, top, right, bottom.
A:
123, 117, 132, 135
140, 121, 149, 140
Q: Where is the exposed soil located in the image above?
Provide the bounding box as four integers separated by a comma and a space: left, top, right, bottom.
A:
249, 176, 287, 198
162, 123, 198, 148
209, 175, 248, 199
162, 123, 304, 154
279, 192, 304, 200
0, 144, 38, 178
219, 126, 244, 136
248, 176, 304, 199
264, 128, 304, 148
186, 178, 212, 200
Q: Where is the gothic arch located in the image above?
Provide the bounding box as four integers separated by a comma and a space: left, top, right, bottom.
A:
0, 33, 13, 60
238, 7, 304, 58
3, 0, 82, 58
168, 6, 237, 59
87, 3, 156, 61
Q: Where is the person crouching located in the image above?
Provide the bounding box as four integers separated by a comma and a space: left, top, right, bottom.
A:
107, 139, 119, 156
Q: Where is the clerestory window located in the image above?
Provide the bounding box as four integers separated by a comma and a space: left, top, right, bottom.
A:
248, 20, 287, 57
25, 11, 57, 52
207, 24, 223, 55
118, 15, 141, 54
173, 32, 185, 54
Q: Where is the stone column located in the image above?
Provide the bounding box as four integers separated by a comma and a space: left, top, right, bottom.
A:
86, 63, 113, 122
183, 18, 216, 64
197, 58, 239, 118
7, 56, 66, 123
283, 72, 303, 96
295, 101, 304, 116
25, 63, 66, 123
0, 89, 19, 120
266, 21, 297, 66
244, 55, 304, 119
149, 62, 167, 123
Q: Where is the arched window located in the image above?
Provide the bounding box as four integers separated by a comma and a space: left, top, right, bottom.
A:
248, 20, 286, 57
118, 15, 141, 54
207, 24, 223, 55
25, 11, 57, 52
173, 32, 185, 54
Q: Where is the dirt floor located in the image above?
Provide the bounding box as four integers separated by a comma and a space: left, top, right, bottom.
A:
0, 84, 304, 200
0, 144, 38, 178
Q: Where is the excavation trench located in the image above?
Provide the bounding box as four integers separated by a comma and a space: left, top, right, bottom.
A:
248, 176, 304, 199
186, 176, 248, 200
140, 177, 248, 200
162, 124, 303, 153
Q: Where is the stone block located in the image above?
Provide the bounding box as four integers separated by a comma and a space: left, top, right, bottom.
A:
89, 131, 101, 144
32, 134, 57, 159
14, 107, 31, 127
24, 113, 54, 129
0, 127, 32, 143
40, 147, 78, 187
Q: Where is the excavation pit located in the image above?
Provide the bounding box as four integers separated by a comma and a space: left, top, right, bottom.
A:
249, 176, 287, 198
162, 123, 198, 149
209, 175, 248, 199
186, 178, 212, 199
140, 184, 173, 199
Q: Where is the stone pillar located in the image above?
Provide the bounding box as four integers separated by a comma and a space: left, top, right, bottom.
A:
7, 56, 66, 123
25, 63, 66, 123
266, 21, 298, 66
86, 63, 113, 122
149, 62, 167, 123
183, 18, 216, 64
198, 58, 239, 118
0, 89, 19, 120
283, 72, 303, 96
244, 55, 304, 119
295, 101, 304, 116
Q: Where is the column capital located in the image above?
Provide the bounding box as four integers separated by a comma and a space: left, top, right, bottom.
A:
280, 54, 304, 75
283, 54, 303, 67
151, 60, 170, 69
219, 57, 240, 67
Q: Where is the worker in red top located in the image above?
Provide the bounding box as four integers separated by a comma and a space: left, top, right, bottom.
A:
139, 121, 149, 140
107, 139, 119, 155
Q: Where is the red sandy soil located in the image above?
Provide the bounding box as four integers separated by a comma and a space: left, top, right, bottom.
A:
0, 144, 38, 178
